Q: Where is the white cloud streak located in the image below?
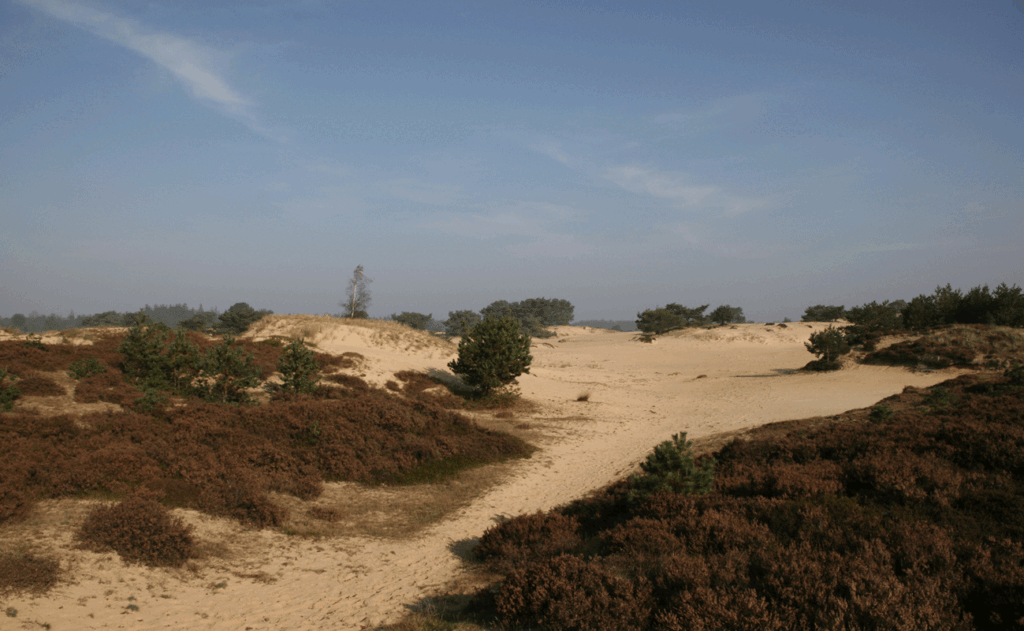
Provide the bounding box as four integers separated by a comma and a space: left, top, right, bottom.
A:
604, 165, 769, 216
19, 0, 274, 138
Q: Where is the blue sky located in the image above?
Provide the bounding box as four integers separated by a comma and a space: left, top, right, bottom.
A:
2, 0, 1022, 322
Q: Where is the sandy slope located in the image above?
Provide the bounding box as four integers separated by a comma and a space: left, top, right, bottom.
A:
2, 320, 965, 630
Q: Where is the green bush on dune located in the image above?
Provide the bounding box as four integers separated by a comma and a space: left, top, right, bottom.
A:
448, 315, 532, 396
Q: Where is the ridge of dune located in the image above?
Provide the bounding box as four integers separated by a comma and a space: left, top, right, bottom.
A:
3, 321, 967, 630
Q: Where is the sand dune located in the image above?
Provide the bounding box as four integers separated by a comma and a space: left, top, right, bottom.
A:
2, 320, 965, 630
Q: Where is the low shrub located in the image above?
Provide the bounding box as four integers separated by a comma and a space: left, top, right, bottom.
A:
0, 552, 61, 595
627, 432, 716, 504
12, 373, 64, 397
495, 555, 652, 631
68, 356, 106, 380
277, 339, 320, 394
476, 512, 581, 568
77, 495, 196, 567
0, 369, 20, 411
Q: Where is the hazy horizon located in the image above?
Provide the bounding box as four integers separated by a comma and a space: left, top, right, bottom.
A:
3, 0, 1022, 323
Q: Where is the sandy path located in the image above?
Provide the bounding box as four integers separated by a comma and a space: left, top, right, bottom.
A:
4, 323, 964, 630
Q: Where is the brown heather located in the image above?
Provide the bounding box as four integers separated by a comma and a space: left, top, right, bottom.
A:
0, 333, 532, 531
77, 494, 196, 567
470, 370, 1024, 630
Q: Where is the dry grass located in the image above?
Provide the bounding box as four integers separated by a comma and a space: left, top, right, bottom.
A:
272, 460, 522, 539
247, 314, 455, 356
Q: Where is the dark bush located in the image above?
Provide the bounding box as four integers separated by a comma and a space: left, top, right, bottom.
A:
444, 310, 481, 338
216, 302, 272, 335
391, 312, 433, 330
0, 552, 61, 595
804, 326, 850, 370
77, 495, 196, 566
0, 369, 20, 411
801, 305, 846, 322
67, 356, 106, 380
448, 316, 532, 395
476, 512, 581, 568
495, 555, 652, 631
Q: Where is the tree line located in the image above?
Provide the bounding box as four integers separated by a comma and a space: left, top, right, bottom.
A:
800, 282, 1024, 330
1, 302, 273, 336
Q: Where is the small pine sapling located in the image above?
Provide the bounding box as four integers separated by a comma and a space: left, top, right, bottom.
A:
628, 432, 715, 504
278, 339, 321, 394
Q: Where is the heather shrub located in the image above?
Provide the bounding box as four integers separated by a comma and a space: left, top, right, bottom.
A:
12, 373, 64, 397
77, 495, 196, 566
448, 315, 532, 396
476, 512, 581, 568
627, 432, 715, 504
495, 555, 652, 631
0, 552, 61, 595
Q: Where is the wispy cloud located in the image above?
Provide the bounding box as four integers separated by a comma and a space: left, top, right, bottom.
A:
604, 165, 769, 216
528, 140, 571, 165
426, 201, 593, 259
19, 0, 276, 139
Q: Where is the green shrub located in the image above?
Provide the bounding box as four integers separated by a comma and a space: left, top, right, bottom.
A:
448, 316, 532, 396
216, 302, 272, 335
67, 357, 106, 380
709, 305, 745, 325
391, 312, 433, 330
804, 326, 850, 370
801, 305, 846, 322
869, 403, 895, 424
119, 322, 173, 390
0, 369, 20, 411
444, 310, 481, 338
278, 339, 320, 394
194, 336, 260, 404
628, 432, 715, 504
21, 336, 47, 351
77, 495, 196, 567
